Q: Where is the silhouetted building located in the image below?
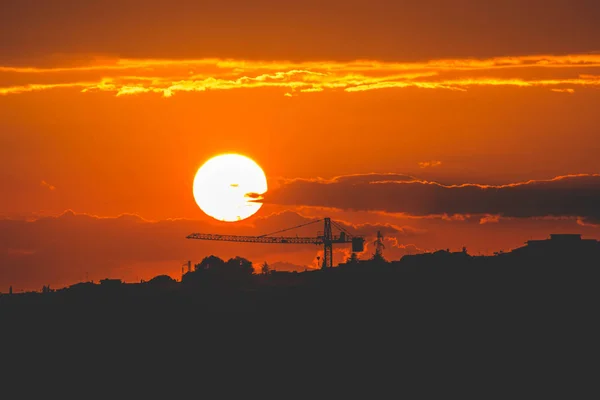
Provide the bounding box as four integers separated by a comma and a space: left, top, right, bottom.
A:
100, 278, 123, 287
67, 281, 96, 293
509, 234, 600, 257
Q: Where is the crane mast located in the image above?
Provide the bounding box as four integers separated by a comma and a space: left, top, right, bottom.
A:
186, 217, 365, 268
322, 217, 333, 271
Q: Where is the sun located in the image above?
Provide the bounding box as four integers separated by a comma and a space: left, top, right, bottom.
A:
193, 154, 267, 222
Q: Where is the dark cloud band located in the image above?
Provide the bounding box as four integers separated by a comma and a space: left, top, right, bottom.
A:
262, 174, 600, 223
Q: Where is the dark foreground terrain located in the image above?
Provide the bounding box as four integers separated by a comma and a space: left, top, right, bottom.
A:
2, 247, 598, 318
2, 243, 597, 394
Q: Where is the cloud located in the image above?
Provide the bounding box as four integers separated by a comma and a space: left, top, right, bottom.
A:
551, 88, 575, 94
418, 161, 442, 168
1, 54, 600, 96
479, 215, 501, 224
1, 1, 598, 67
40, 180, 56, 190
577, 218, 600, 228
0, 82, 93, 95
0, 209, 419, 291
260, 173, 600, 224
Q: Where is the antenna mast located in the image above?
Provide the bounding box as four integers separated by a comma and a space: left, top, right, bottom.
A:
374, 230, 385, 260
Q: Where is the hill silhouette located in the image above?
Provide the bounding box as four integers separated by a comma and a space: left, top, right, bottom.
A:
1, 233, 598, 317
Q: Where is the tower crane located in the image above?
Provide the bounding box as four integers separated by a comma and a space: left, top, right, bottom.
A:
186, 217, 365, 269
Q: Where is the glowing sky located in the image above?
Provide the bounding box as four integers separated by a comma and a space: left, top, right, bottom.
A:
1, 0, 600, 290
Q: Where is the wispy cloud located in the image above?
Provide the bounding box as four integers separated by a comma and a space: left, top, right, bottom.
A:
551, 88, 575, 94
1, 54, 600, 96
418, 161, 442, 168
479, 215, 501, 224
40, 180, 56, 191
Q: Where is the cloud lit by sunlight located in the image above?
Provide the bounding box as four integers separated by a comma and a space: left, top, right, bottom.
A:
1, 54, 600, 97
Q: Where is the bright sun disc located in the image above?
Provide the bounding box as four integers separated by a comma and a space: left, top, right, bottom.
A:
193, 154, 267, 222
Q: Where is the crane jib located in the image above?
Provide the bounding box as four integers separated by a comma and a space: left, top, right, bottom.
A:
186, 234, 322, 244
186, 217, 365, 268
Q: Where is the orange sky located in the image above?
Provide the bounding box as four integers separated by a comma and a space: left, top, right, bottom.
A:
1, 0, 600, 291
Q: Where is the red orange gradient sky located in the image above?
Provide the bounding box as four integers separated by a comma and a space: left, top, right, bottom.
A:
1, 0, 600, 290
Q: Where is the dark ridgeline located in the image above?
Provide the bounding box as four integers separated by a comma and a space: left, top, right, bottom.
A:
1, 233, 598, 317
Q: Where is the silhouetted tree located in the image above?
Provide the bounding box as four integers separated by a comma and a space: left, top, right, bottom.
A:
347, 253, 359, 264
184, 255, 254, 285
261, 261, 270, 275
225, 256, 254, 276
195, 255, 225, 271
147, 275, 176, 286
372, 251, 386, 264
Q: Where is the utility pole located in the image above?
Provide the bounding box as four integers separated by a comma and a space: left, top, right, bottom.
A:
181, 260, 192, 280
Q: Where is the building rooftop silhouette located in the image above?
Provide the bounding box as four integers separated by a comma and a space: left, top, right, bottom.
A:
395, 233, 600, 266
511, 233, 600, 257
524, 233, 597, 245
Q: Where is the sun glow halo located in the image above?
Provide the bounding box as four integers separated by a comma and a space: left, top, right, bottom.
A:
193, 154, 267, 222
